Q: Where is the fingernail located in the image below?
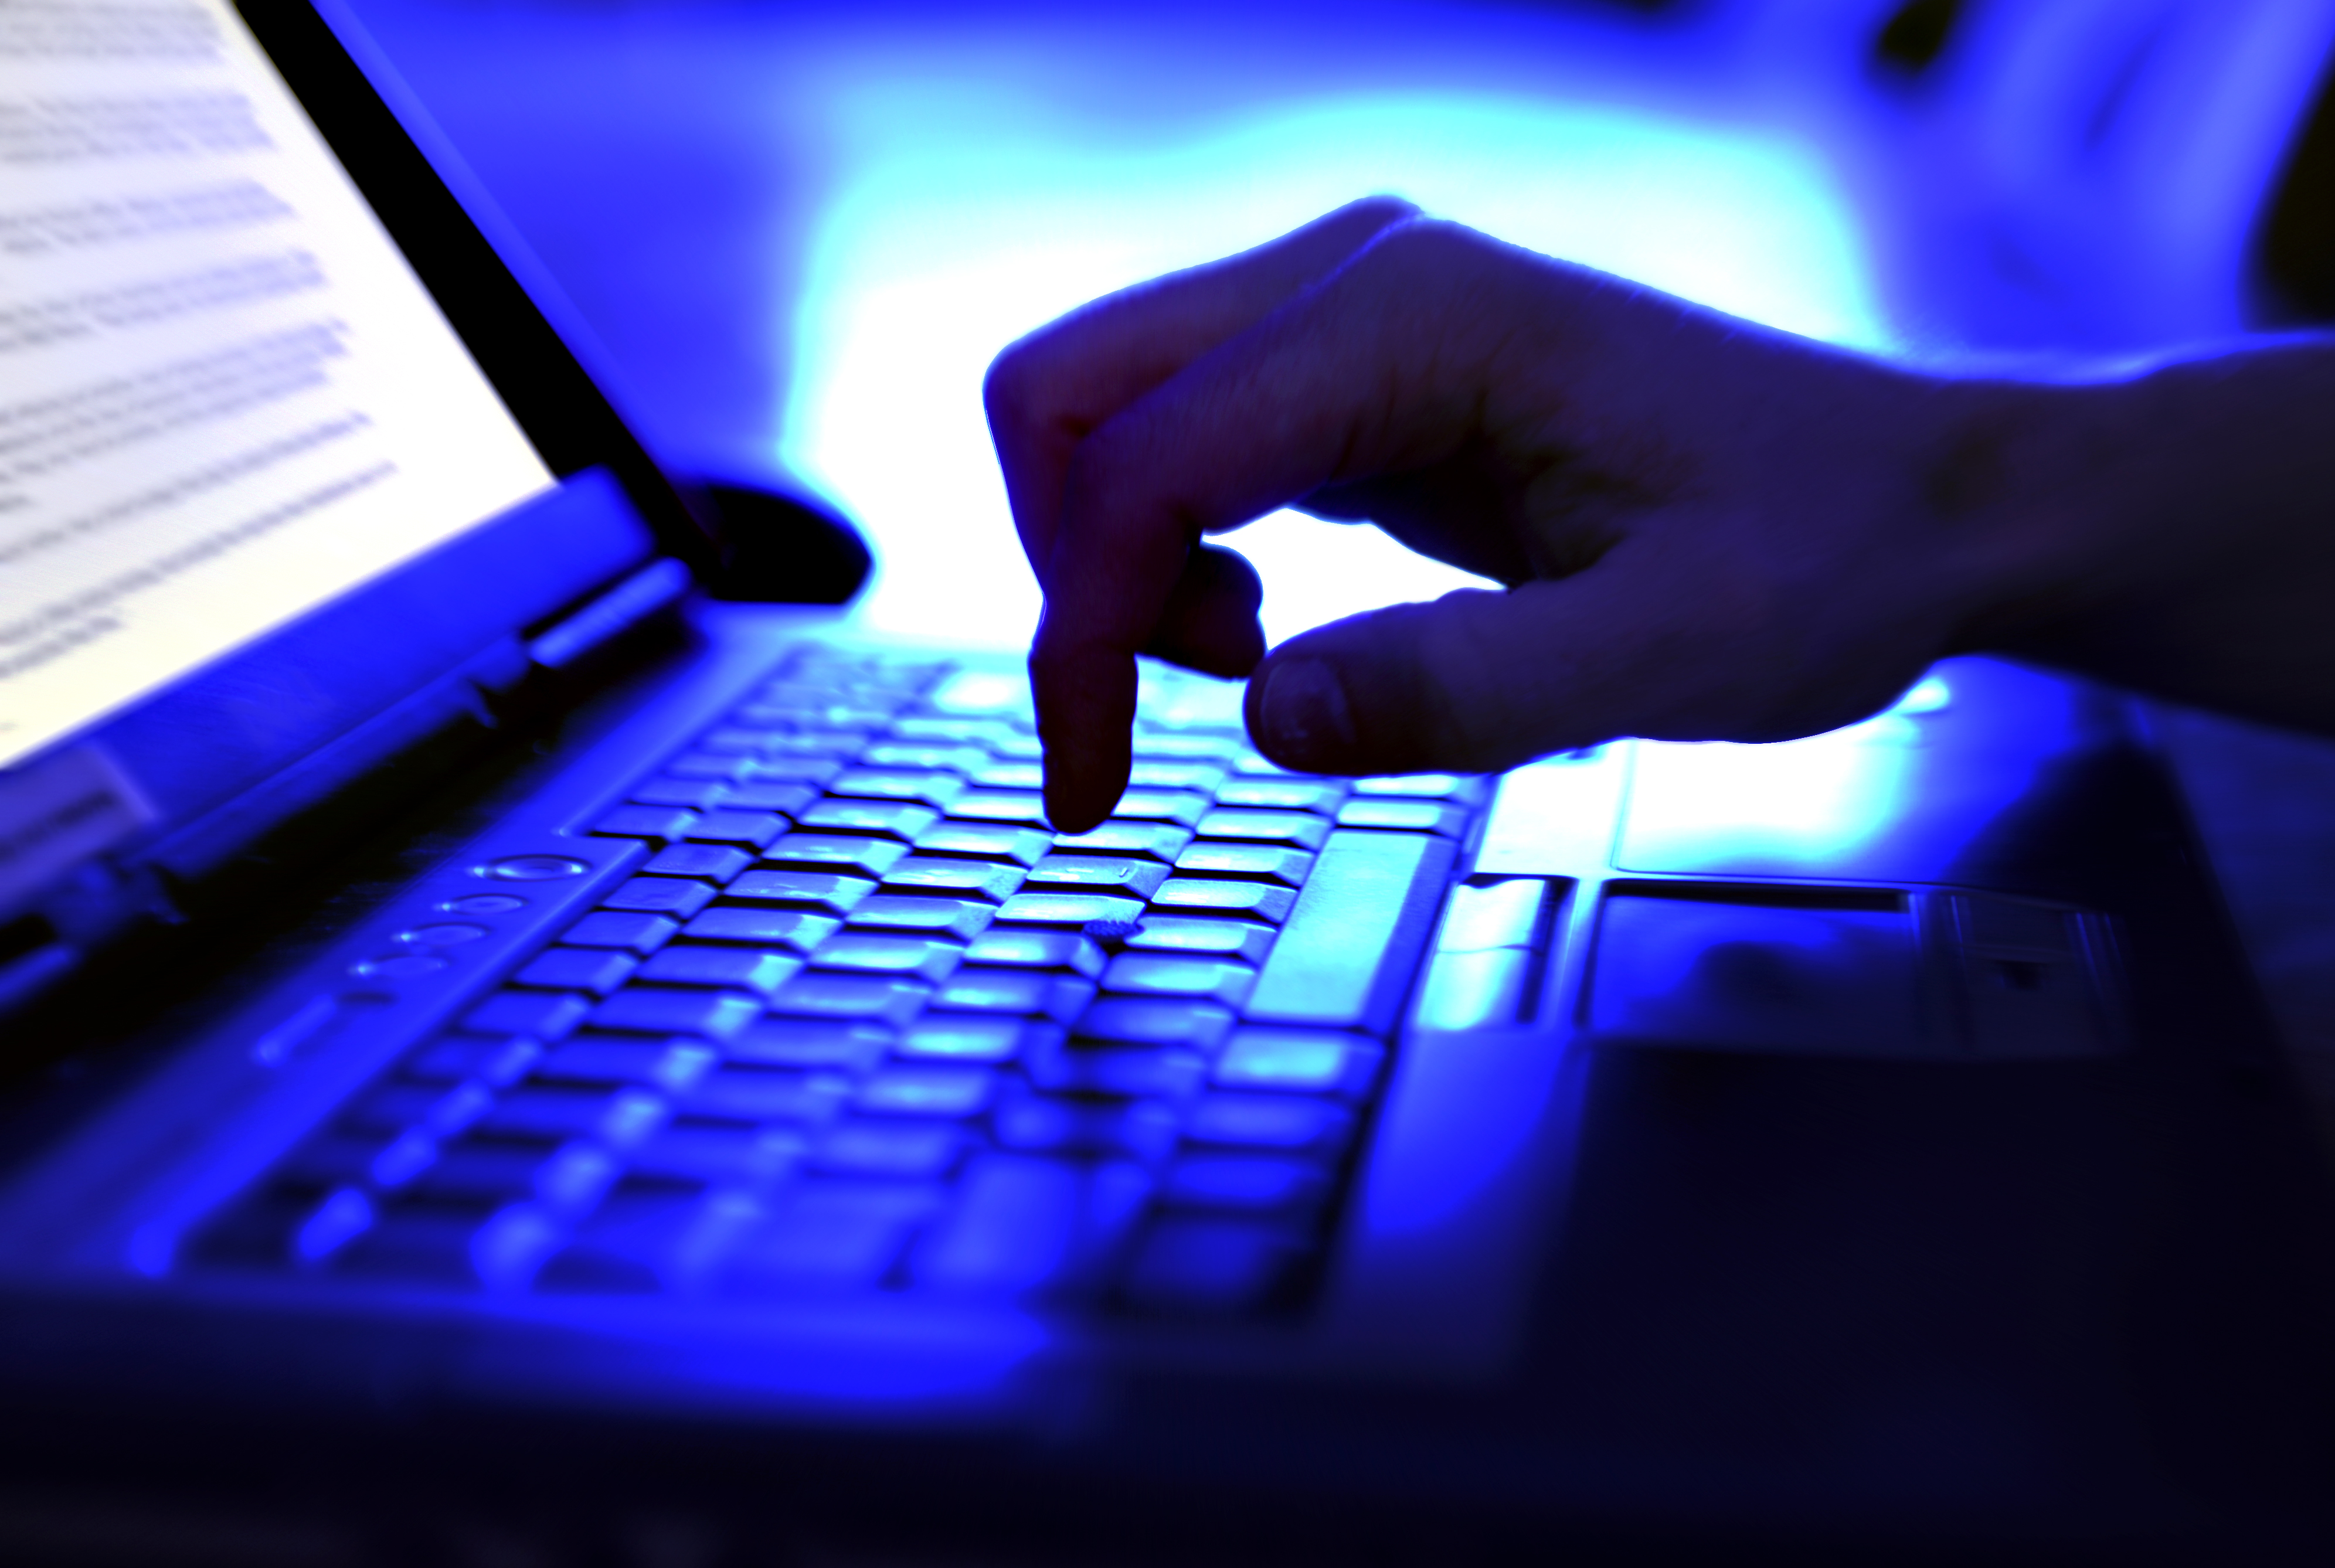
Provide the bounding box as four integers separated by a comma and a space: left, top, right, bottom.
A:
1258, 658, 1356, 765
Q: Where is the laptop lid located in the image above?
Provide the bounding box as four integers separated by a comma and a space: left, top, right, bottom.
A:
0, 0, 715, 1021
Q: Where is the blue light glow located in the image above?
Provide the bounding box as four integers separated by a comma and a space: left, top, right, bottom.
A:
785, 81, 1889, 648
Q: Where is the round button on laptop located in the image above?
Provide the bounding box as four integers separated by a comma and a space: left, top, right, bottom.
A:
354, 953, 449, 978
484, 855, 589, 881
399, 923, 488, 946
444, 893, 527, 914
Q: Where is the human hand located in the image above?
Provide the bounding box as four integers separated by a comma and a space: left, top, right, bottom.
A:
985, 199, 2335, 834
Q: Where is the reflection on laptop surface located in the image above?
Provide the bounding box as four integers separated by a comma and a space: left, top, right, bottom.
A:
1, 2, 2331, 1563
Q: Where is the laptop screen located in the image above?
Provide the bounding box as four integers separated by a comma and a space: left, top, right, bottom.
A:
0, 0, 556, 771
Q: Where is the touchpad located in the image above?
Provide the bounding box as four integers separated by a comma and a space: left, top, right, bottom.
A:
1588, 887, 1930, 1056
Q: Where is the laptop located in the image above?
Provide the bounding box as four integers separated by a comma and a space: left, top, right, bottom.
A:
2, 1, 2333, 1561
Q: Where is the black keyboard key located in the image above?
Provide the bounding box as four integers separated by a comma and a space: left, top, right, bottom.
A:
881, 857, 1024, 902
719, 1192, 919, 1293
1246, 829, 1457, 1034
1073, 998, 1236, 1053
960, 928, 1106, 975
634, 946, 801, 995
1184, 1094, 1352, 1156
1124, 917, 1274, 964
912, 822, 1053, 866
807, 932, 964, 984
1212, 778, 1346, 812
1126, 761, 1228, 793
630, 777, 728, 811
993, 1090, 1179, 1163
679, 907, 838, 952
726, 869, 876, 916
723, 780, 817, 815
1335, 798, 1469, 835
967, 761, 1045, 791
682, 810, 790, 851
1107, 790, 1210, 826
458, 991, 592, 1041
812, 1120, 963, 1180
1350, 773, 1487, 802
532, 1038, 718, 1093
827, 769, 965, 810
560, 910, 680, 954
946, 790, 1051, 825
642, 843, 754, 883
1099, 954, 1256, 1008
766, 972, 931, 1026
894, 1015, 1056, 1064
1160, 1155, 1326, 1217
410, 1140, 618, 1215
797, 800, 942, 839
1051, 822, 1191, 861
759, 833, 908, 879
624, 1124, 805, 1190
727, 1019, 893, 1072
537, 1192, 753, 1293
740, 756, 845, 786
590, 805, 697, 844
858, 742, 990, 773
275, 1131, 434, 1194
679, 1067, 850, 1125
511, 948, 638, 996
932, 968, 1094, 1022
587, 987, 763, 1040
600, 876, 716, 920
342, 1081, 494, 1140
1191, 809, 1331, 850
475, 1086, 667, 1147
888, 716, 1017, 746
1148, 879, 1296, 923
909, 1156, 1151, 1297
668, 752, 754, 782
994, 891, 1146, 927
1026, 1040, 1207, 1100
337, 1202, 561, 1289
852, 1066, 995, 1118
844, 894, 994, 940
1171, 843, 1314, 884
1022, 855, 1169, 900
1213, 1029, 1383, 1098
400, 1036, 541, 1088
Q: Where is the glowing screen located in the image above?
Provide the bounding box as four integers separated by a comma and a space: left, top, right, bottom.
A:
0, 0, 554, 768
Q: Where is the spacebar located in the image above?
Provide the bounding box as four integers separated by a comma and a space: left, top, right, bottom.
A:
1246, 829, 1457, 1035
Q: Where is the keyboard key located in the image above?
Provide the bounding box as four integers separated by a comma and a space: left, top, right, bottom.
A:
720, 1196, 912, 1294
400, 1036, 541, 1088
1022, 855, 1169, 900
726, 869, 875, 916
723, 780, 817, 815
909, 1157, 1151, 1296
1161, 1155, 1325, 1216
797, 800, 942, 839
1435, 877, 1549, 951
1351, 773, 1486, 802
1413, 947, 1530, 1031
1184, 1094, 1352, 1156
961, 928, 1106, 975
1336, 798, 1469, 835
590, 805, 697, 844
1126, 917, 1274, 964
1108, 790, 1209, 826
275, 1131, 434, 1194
537, 1191, 755, 1292
727, 1019, 893, 1072
1073, 998, 1235, 1053
759, 833, 908, 879
1246, 829, 1457, 1034
813, 1120, 963, 1179
912, 822, 1053, 866
827, 769, 964, 810
587, 988, 763, 1040
932, 968, 1094, 1022
738, 756, 844, 786
642, 843, 754, 883
560, 910, 679, 954
667, 751, 754, 782
854, 1066, 995, 1117
192, 1189, 361, 1268
635, 946, 802, 995
683, 811, 789, 851
1100, 954, 1256, 1008
845, 894, 994, 939
993, 1089, 1179, 1162
1171, 843, 1314, 884
1212, 778, 1346, 812
968, 761, 1045, 791
413, 1140, 618, 1214
679, 907, 838, 952
807, 932, 964, 983
1191, 809, 1331, 850
338, 1202, 562, 1290
1127, 761, 1228, 793
624, 1124, 805, 1191
1119, 1217, 1303, 1314
1027, 1040, 1207, 1100
1129, 733, 1244, 763
534, 1038, 718, 1093
1148, 879, 1296, 923
1051, 822, 1191, 861
946, 790, 1052, 825
630, 777, 727, 811
888, 716, 1017, 746
511, 948, 638, 995
766, 972, 931, 1026
881, 856, 1025, 902
459, 991, 591, 1041
680, 1067, 850, 1124
342, 1081, 493, 1140
994, 891, 1146, 927
895, 1015, 1054, 1064
475, 1086, 667, 1146
858, 742, 990, 774
600, 876, 716, 919
1214, 1029, 1383, 1098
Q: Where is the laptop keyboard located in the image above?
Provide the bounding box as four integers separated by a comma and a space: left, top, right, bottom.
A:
189, 643, 1484, 1316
